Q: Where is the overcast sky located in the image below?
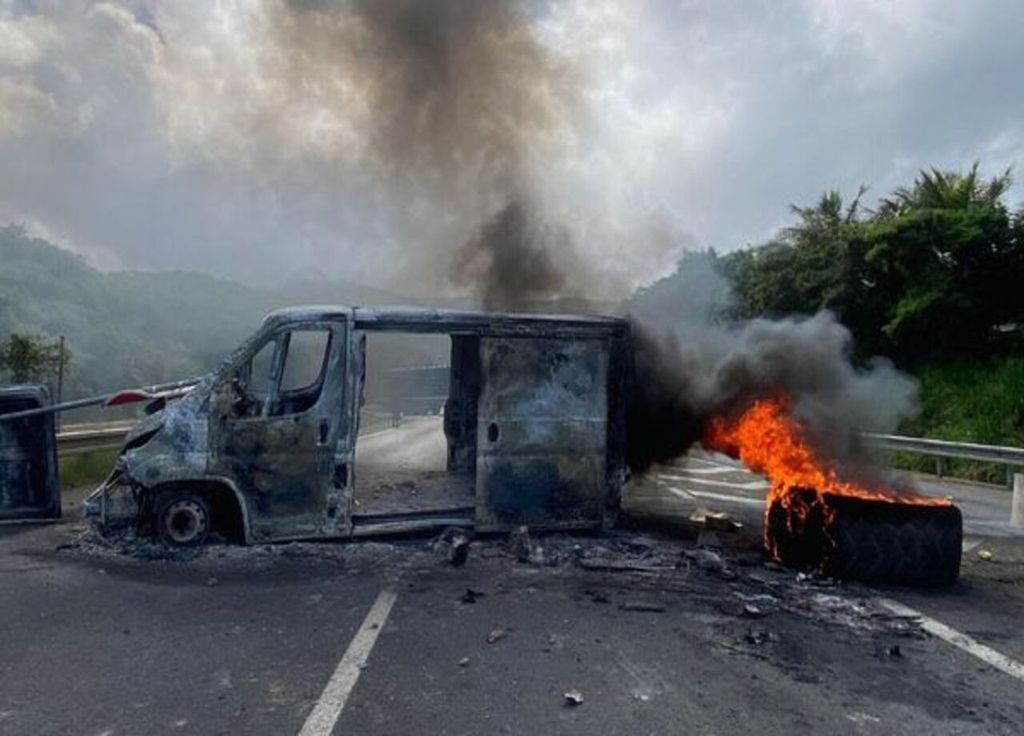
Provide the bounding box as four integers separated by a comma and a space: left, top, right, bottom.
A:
1, 0, 1021, 298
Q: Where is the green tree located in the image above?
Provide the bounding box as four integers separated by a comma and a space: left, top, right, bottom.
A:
717, 164, 1024, 364
876, 163, 1012, 215
0, 333, 71, 384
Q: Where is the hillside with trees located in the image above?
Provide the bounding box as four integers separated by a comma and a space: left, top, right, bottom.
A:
634, 164, 1024, 478
0, 225, 421, 405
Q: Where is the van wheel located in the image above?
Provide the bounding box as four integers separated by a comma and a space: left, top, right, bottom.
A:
156, 493, 211, 547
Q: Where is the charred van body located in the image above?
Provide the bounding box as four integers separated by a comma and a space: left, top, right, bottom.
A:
84, 306, 630, 546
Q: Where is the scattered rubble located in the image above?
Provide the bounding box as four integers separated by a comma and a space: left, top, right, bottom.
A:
434, 527, 471, 567
689, 508, 743, 533
55, 521, 929, 644
742, 628, 776, 646
682, 548, 738, 580
618, 601, 667, 613
460, 588, 485, 604
563, 690, 584, 707
486, 627, 508, 644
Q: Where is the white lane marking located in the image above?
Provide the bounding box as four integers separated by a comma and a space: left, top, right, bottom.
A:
962, 539, 981, 553
878, 598, 1024, 682
663, 485, 765, 507
656, 472, 769, 491
298, 590, 398, 736
663, 485, 697, 500
662, 466, 739, 476
669, 456, 739, 469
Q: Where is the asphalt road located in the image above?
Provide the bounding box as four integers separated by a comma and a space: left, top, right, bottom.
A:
1, 417, 1023, 736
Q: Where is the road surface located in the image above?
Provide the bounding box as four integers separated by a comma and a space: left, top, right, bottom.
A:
0, 417, 1022, 735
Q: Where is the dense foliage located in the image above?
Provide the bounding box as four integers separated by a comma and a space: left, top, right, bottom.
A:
0, 333, 70, 384
719, 164, 1024, 366
628, 164, 1024, 468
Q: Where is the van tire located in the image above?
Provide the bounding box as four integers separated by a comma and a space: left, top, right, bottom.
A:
156, 492, 212, 548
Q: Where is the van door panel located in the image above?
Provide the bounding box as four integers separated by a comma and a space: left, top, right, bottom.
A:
475, 337, 608, 528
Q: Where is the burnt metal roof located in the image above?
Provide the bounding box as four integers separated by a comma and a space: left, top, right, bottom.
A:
263, 305, 627, 336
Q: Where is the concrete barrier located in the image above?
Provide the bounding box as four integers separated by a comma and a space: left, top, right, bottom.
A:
1012, 473, 1024, 529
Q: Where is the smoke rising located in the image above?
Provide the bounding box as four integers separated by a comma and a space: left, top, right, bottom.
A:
626, 311, 919, 482
0, 2, 927, 477
268, 0, 590, 305
453, 201, 573, 310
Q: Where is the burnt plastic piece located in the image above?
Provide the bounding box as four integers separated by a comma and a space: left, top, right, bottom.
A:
0, 385, 60, 520
766, 487, 962, 586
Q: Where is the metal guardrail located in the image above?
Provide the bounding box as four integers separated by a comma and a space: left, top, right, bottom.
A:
56, 420, 1024, 487
52, 411, 432, 457
56, 421, 135, 457
866, 433, 1024, 487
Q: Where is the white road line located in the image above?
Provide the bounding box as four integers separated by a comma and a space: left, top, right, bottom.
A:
656, 472, 769, 491
670, 456, 739, 469
298, 589, 398, 736
662, 466, 740, 476
877, 598, 1024, 682
663, 485, 697, 500
663, 485, 765, 507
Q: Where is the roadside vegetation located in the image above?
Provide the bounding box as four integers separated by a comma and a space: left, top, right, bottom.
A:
636, 163, 1024, 482
59, 449, 119, 491
4, 164, 1023, 483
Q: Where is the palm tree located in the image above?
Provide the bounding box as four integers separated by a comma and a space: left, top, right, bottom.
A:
783, 186, 866, 246
876, 162, 1012, 216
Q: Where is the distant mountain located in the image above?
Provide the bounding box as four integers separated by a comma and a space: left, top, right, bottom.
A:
0, 225, 420, 400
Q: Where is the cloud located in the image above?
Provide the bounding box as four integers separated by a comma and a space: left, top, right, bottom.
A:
0, 0, 1021, 294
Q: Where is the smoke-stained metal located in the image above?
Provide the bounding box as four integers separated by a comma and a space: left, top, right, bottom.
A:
84, 306, 631, 544
0, 385, 60, 521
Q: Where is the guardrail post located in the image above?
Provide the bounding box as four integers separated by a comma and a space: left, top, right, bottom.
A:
1012, 474, 1024, 529
935, 457, 944, 478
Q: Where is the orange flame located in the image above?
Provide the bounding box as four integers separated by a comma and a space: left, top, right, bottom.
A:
705, 396, 950, 559
705, 396, 947, 507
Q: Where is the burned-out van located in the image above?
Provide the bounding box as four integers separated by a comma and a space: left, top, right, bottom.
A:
85, 307, 631, 546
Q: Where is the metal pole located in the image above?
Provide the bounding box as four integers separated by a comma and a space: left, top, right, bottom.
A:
1012, 474, 1024, 529
55, 335, 65, 431
0, 376, 203, 422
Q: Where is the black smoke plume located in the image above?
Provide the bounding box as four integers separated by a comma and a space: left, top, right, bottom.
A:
278, 1, 920, 473
276, 0, 585, 305
625, 312, 918, 480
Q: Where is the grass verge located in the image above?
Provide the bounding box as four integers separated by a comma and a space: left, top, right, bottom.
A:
60, 448, 119, 491
894, 356, 1024, 484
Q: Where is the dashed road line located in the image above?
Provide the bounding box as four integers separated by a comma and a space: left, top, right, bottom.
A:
662, 485, 766, 507
877, 598, 1024, 682
298, 589, 398, 736
669, 455, 738, 469
655, 472, 769, 491
663, 466, 741, 476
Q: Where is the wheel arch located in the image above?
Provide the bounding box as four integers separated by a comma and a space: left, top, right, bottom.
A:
147, 477, 251, 544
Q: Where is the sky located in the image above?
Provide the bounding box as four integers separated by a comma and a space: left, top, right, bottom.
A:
0, 0, 1021, 299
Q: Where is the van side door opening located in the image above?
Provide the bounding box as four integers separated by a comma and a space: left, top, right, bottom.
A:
351, 332, 477, 527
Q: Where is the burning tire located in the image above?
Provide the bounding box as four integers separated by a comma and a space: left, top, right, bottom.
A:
766, 488, 962, 586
